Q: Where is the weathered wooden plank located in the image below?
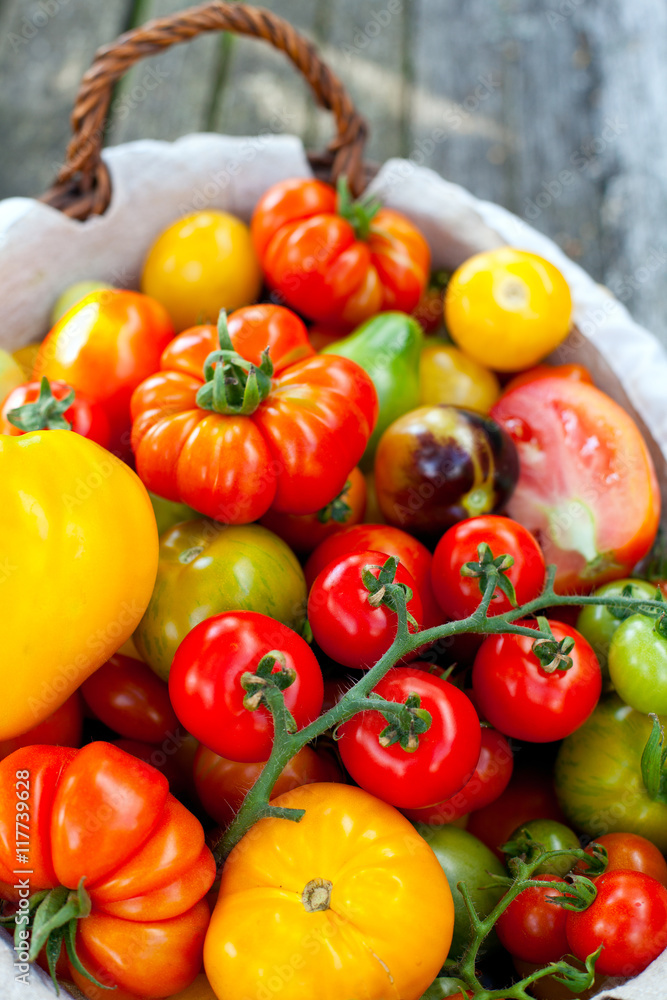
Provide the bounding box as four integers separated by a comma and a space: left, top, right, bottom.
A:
0, 0, 134, 199
107, 0, 222, 146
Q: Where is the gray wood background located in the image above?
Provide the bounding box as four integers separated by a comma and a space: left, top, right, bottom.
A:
2, 0, 666, 345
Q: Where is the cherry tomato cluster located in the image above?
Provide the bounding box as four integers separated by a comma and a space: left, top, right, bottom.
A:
2, 171, 667, 1000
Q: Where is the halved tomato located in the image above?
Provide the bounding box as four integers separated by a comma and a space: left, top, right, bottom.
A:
491, 378, 660, 592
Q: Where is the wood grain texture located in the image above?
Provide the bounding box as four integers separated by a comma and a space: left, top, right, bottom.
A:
0, 0, 666, 343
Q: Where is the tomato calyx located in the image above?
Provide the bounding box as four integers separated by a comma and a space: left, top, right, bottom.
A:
241, 651, 298, 733
195, 310, 274, 416
7, 376, 74, 432
336, 176, 382, 241
0, 877, 105, 991
531, 617, 575, 673
316, 479, 352, 525
362, 555, 419, 627
461, 542, 518, 608
377, 691, 433, 752
301, 877, 333, 913
641, 714, 667, 803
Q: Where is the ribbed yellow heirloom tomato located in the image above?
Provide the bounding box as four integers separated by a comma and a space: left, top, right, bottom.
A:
204, 783, 454, 1000
444, 247, 572, 372
0, 430, 158, 740
141, 211, 262, 333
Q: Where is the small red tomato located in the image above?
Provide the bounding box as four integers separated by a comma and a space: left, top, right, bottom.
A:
337, 666, 481, 809
194, 743, 343, 827
472, 620, 601, 742
496, 874, 571, 964
308, 550, 423, 669
169, 611, 324, 762
566, 870, 667, 977
577, 832, 667, 888
1, 378, 111, 447
431, 515, 546, 620
113, 732, 199, 800
81, 653, 180, 744
0, 691, 83, 761
402, 727, 513, 825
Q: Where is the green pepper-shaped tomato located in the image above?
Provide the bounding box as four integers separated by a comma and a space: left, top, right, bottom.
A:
134, 520, 307, 680
322, 311, 423, 469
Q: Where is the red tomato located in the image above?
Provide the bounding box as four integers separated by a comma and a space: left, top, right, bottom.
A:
252, 179, 430, 329
169, 611, 324, 763
113, 733, 199, 801
0, 743, 213, 996
34, 289, 175, 455
81, 653, 179, 744
472, 620, 601, 742
0, 692, 83, 760
337, 666, 481, 809
308, 550, 423, 669
467, 766, 568, 860
304, 523, 442, 628
566, 871, 667, 976
130, 305, 378, 523
194, 743, 343, 827
491, 378, 660, 592
431, 515, 546, 620
0, 378, 110, 446
577, 832, 667, 888
259, 466, 366, 554
402, 727, 513, 824
496, 874, 570, 964
502, 363, 593, 395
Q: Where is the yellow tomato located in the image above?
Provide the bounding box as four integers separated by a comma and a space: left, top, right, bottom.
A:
0, 348, 24, 401
204, 783, 453, 1000
141, 211, 262, 332
11, 343, 41, 380
0, 430, 158, 740
420, 342, 500, 412
445, 247, 572, 372
167, 972, 219, 1000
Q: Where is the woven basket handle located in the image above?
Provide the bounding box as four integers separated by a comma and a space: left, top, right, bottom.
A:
40, 0, 369, 220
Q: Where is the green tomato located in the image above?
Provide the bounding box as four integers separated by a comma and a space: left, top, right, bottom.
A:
414, 823, 505, 961
576, 578, 657, 683
554, 695, 667, 851
149, 491, 199, 536
420, 978, 467, 1000
504, 818, 580, 876
134, 520, 307, 680
609, 613, 667, 714
0, 348, 24, 403
51, 280, 113, 324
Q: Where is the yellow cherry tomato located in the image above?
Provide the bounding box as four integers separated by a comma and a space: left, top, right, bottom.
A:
0, 430, 158, 740
142, 211, 262, 332
204, 782, 454, 1000
420, 341, 500, 412
444, 247, 573, 372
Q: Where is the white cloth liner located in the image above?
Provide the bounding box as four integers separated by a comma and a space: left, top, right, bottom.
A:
1, 132, 665, 999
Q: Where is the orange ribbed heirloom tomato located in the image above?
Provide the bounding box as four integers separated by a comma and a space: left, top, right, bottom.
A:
204, 782, 453, 1000
130, 304, 378, 524
0, 742, 214, 998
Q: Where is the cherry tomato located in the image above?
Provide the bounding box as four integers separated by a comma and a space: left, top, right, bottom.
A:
141, 210, 262, 333
251, 178, 430, 328
169, 611, 324, 762
420, 342, 500, 413
194, 743, 342, 827
1, 378, 110, 446
0, 691, 82, 761
81, 653, 179, 744
374, 405, 519, 537
576, 578, 658, 681
445, 248, 572, 371
566, 870, 667, 976
337, 666, 481, 809
576, 832, 667, 888
431, 515, 545, 621
608, 613, 667, 714
502, 362, 593, 394
504, 818, 581, 877
402, 727, 513, 825
304, 523, 441, 628
258, 466, 366, 554
491, 377, 660, 593
34, 289, 174, 455
496, 874, 571, 964
308, 549, 423, 669
472, 620, 601, 742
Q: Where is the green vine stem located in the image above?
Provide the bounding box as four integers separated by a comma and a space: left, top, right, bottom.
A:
214, 558, 667, 863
